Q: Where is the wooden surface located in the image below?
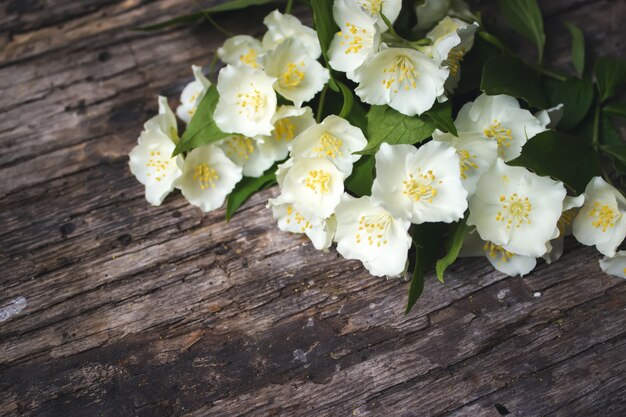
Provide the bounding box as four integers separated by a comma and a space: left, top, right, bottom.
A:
1, 1, 625, 416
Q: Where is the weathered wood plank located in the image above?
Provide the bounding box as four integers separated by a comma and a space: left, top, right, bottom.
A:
1, 1, 625, 416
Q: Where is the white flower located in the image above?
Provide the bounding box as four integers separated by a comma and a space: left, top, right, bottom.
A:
129, 97, 183, 206
351, 0, 402, 31
217, 35, 263, 69
334, 194, 412, 277
289, 115, 367, 175
599, 251, 626, 279
371, 141, 468, 223
176, 65, 212, 124
256, 106, 316, 162
424, 17, 478, 93
272, 157, 345, 218
144, 96, 179, 142
218, 135, 275, 178
328, 0, 380, 80
214, 65, 277, 137
268, 200, 336, 250
468, 158, 567, 257
262, 10, 321, 59
432, 131, 497, 197
460, 230, 537, 277
543, 195, 585, 264
354, 46, 449, 116
175, 145, 243, 212
572, 176, 626, 257
454, 94, 547, 161
262, 38, 330, 107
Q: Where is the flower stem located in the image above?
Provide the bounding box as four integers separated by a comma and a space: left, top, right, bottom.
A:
592, 103, 601, 150
285, 0, 294, 14
316, 84, 328, 123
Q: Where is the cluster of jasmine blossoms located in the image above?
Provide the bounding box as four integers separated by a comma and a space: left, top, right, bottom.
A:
130, 10, 329, 212
129, 0, 626, 284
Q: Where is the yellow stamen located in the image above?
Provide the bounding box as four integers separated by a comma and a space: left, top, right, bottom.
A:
314, 133, 343, 158
403, 170, 437, 203
495, 193, 532, 230
483, 120, 513, 157
304, 170, 332, 193
588, 202, 621, 232
193, 163, 219, 190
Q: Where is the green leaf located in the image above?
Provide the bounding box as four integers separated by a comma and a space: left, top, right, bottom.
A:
335, 79, 354, 119
548, 77, 593, 130
481, 55, 548, 108
601, 145, 626, 163
422, 101, 457, 136
406, 223, 445, 314
358, 106, 435, 155
497, 0, 545, 62
311, 0, 338, 62
226, 168, 277, 220
435, 218, 469, 283
564, 22, 585, 77
508, 130, 602, 194
136, 0, 280, 31
604, 103, 626, 119
345, 155, 374, 196
173, 85, 229, 156
456, 34, 503, 94
594, 57, 626, 102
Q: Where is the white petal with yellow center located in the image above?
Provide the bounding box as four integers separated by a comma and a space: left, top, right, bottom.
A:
218, 135, 275, 178
268, 200, 336, 250
262, 10, 321, 59
217, 35, 263, 69
424, 17, 478, 93
454, 94, 547, 161
433, 130, 497, 197
328, 0, 380, 80
460, 230, 537, 277
372, 141, 468, 223
273, 157, 345, 218
176, 65, 212, 124
468, 158, 567, 257
289, 115, 368, 176
262, 38, 330, 107
352, 0, 402, 31
354, 46, 449, 116
599, 251, 626, 279
256, 106, 316, 162
334, 194, 412, 277
573, 176, 626, 257
175, 145, 243, 212
129, 128, 183, 206
214, 65, 277, 137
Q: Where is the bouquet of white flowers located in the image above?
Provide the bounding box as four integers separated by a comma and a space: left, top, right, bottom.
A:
130, 0, 626, 312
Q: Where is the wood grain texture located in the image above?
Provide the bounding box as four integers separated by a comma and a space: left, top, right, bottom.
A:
1, 0, 625, 416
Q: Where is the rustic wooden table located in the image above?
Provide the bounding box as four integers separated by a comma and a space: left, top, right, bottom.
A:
1, 1, 625, 416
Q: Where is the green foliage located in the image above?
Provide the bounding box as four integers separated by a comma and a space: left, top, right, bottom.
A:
358, 106, 434, 155
406, 223, 446, 314
604, 103, 626, 119
226, 167, 277, 220
310, 0, 338, 62
564, 22, 585, 77
435, 218, 469, 283
508, 130, 601, 194
481, 55, 547, 108
547, 77, 593, 130
456, 33, 503, 94
594, 57, 626, 102
137, 0, 281, 31
345, 155, 375, 196
497, 0, 545, 62
335, 79, 354, 119
422, 102, 457, 136
173, 85, 229, 156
